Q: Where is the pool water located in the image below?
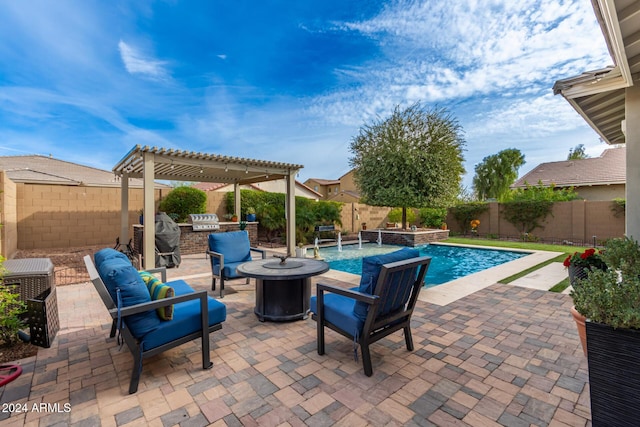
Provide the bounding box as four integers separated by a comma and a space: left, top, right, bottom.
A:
309, 243, 528, 287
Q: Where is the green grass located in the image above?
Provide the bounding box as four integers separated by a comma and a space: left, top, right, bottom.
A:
442, 237, 588, 292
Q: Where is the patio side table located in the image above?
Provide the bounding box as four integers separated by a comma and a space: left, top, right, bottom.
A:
2, 258, 59, 347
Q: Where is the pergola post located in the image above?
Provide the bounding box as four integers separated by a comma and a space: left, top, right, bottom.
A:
142, 151, 156, 270
120, 172, 130, 245
626, 85, 640, 241
234, 182, 241, 219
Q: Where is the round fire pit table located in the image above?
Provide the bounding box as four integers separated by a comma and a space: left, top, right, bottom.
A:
237, 257, 329, 322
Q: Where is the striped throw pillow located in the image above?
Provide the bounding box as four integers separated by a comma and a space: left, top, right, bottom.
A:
139, 271, 174, 320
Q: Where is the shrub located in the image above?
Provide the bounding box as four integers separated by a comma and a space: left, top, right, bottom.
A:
571, 237, 640, 329
0, 257, 27, 346
450, 202, 489, 234
387, 207, 416, 225
227, 190, 342, 243
158, 186, 207, 222
501, 181, 579, 235
418, 207, 447, 228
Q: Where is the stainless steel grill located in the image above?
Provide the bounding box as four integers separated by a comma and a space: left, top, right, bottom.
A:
189, 213, 220, 231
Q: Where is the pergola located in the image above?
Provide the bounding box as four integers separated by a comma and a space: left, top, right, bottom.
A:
112, 145, 304, 269
553, 0, 640, 240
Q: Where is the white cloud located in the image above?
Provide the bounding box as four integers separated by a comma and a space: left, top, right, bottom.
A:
312, 0, 610, 128
118, 40, 170, 81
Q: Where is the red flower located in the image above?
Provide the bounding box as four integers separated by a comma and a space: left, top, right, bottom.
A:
564, 248, 606, 270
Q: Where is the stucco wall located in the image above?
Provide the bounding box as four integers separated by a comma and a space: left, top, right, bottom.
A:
15, 183, 165, 250
574, 184, 625, 201
446, 200, 625, 244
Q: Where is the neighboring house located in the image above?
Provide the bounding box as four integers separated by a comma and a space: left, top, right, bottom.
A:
193, 179, 322, 200
304, 169, 361, 202
303, 178, 340, 199
511, 147, 625, 201
0, 154, 146, 187
0, 155, 171, 255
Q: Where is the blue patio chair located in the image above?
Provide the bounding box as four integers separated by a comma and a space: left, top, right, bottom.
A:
207, 230, 267, 298
310, 248, 431, 376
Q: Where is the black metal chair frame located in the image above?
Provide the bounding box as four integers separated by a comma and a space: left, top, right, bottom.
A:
313, 256, 431, 376
206, 246, 267, 298
83, 255, 222, 394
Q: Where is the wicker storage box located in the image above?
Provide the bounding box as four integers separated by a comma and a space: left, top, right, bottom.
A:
2, 258, 55, 303
27, 288, 59, 348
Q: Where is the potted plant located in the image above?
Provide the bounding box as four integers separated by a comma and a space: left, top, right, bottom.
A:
570, 237, 640, 425
564, 247, 607, 356
470, 219, 480, 236
563, 247, 606, 287
246, 207, 256, 222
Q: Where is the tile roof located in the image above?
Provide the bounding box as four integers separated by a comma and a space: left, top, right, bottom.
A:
512, 147, 625, 188
306, 178, 340, 185
0, 154, 168, 188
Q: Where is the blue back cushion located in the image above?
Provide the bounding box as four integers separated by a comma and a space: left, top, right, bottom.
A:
95, 254, 161, 339
208, 231, 252, 264
94, 248, 129, 268
353, 247, 420, 321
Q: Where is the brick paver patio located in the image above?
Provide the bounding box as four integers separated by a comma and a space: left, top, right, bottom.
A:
0, 254, 590, 426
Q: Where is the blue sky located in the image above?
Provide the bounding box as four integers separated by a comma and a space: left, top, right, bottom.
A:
0, 0, 611, 190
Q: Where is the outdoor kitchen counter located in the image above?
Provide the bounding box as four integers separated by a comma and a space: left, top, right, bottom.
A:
133, 222, 259, 256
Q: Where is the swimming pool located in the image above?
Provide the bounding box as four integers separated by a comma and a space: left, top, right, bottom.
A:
309, 243, 529, 287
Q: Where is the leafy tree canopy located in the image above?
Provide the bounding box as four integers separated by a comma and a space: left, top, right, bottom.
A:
472, 148, 525, 201
567, 144, 589, 160
349, 103, 465, 228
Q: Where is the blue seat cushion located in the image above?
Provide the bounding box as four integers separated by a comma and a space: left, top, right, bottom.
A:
208, 231, 252, 265
141, 291, 227, 351
353, 247, 420, 321
211, 261, 245, 279
310, 290, 364, 337
95, 256, 161, 339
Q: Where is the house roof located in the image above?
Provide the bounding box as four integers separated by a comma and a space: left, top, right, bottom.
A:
192, 180, 323, 198
512, 147, 626, 189
553, 1, 640, 145
0, 154, 165, 188
306, 178, 340, 186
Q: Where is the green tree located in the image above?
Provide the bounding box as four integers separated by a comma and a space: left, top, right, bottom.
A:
349, 103, 465, 229
472, 148, 525, 201
568, 144, 589, 160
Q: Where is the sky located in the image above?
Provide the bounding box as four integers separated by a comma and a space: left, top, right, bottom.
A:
0, 0, 612, 190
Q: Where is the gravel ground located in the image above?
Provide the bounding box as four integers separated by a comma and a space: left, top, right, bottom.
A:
12, 245, 107, 285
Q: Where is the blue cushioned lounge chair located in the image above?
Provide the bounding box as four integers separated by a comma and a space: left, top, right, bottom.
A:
207, 230, 267, 298
311, 248, 431, 376
84, 249, 226, 394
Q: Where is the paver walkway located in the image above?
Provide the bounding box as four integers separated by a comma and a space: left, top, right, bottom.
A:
0, 254, 590, 426
510, 262, 568, 291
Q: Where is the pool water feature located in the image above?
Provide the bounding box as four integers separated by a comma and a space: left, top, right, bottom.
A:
309, 243, 528, 287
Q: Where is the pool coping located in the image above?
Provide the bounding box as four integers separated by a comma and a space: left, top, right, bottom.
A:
317, 242, 563, 306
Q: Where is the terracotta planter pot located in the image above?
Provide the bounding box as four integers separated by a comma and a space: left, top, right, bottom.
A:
570, 305, 587, 356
